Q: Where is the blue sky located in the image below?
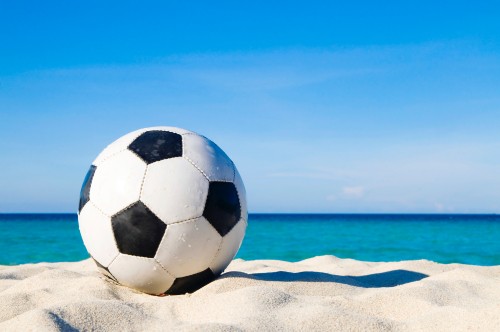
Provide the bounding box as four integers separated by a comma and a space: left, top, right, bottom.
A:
1, 1, 499, 213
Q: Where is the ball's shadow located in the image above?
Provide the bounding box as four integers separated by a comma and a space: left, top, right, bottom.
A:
219, 269, 428, 288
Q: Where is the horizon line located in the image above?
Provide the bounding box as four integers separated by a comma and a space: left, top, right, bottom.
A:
0, 212, 498, 216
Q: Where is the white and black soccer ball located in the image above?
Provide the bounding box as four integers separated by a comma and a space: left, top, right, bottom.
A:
77, 127, 247, 295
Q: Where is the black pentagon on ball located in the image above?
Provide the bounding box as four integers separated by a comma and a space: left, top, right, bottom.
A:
111, 201, 167, 258
165, 268, 216, 295
128, 130, 183, 164
79, 165, 97, 213
203, 182, 241, 237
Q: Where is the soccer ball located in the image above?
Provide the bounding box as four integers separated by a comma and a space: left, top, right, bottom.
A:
77, 127, 247, 295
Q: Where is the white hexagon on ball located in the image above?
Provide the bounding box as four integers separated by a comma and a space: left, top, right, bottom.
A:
140, 157, 209, 224
78, 126, 247, 295
89, 149, 146, 217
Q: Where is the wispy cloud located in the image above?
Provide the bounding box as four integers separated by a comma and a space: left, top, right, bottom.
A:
434, 203, 455, 213
342, 186, 365, 198
325, 185, 366, 203
5, 43, 440, 90
267, 171, 341, 180
267, 167, 362, 180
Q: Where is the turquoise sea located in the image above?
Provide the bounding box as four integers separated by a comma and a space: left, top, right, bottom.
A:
0, 214, 499, 266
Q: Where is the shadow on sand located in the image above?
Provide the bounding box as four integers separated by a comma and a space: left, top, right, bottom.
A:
220, 269, 428, 288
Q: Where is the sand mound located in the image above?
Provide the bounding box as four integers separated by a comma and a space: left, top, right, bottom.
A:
0, 256, 498, 331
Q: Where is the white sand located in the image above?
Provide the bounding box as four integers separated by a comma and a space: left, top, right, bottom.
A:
0, 256, 499, 331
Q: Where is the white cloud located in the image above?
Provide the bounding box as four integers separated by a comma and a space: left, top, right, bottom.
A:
434, 202, 455, 213
267, 171, 339, 180
342, 186, 365, 198
325, 194, 337, 201
325, 186, 366, 203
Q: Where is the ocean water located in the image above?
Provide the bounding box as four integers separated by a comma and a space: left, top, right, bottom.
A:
0, 214, 499, 266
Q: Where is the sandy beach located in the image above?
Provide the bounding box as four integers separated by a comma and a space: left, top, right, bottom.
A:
0, 256, 498, 331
